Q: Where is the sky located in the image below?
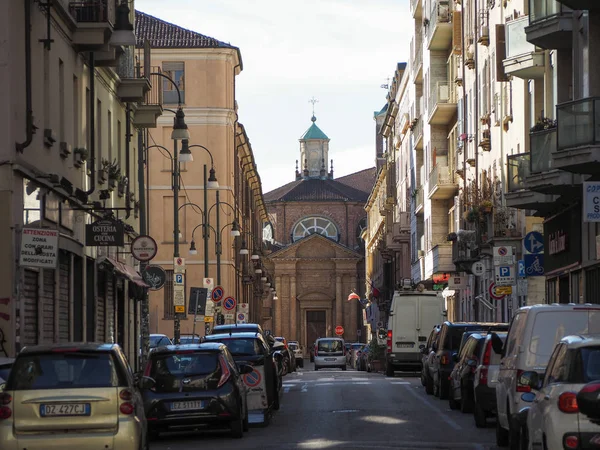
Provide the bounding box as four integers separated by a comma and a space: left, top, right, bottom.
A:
136, 0, 412, 193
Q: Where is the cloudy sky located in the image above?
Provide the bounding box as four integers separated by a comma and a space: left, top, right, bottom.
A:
136, 0, 412, 193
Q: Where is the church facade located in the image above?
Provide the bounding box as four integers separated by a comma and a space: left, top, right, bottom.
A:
262, 116, 376, 348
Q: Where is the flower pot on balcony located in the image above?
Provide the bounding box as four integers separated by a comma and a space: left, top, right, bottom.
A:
98, 169, 107, 185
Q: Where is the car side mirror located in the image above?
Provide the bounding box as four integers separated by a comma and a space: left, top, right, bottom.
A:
466, 359, 477, 368
133, 372, 142, 384
238, 364, 254, 375
138, 376, 156, 390
577, 382, 600, 424
452, 352, 459, 363
519, 371, 541, 390
419, 344, 426, 350
490, 333, 504, 355
431, 343, 438, 352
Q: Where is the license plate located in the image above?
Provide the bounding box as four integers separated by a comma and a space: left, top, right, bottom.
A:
396, 343, 414, 348
325, 358, 336, 361
171, 401, 204, 411
40, 403, 90, 417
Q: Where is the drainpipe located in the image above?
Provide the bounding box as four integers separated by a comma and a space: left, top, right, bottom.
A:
461, 2, 468, 230
85, 53, 96, 196
16, 0, 34, 153
125, 104, 131, 218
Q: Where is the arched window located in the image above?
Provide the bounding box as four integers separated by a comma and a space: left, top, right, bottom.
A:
292, 216, 339, 242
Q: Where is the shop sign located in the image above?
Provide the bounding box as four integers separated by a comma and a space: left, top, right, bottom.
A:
142, 265, 166, 290
544, 206, 581, 273
583, 182, 600, 222
131, 235, 158, 262
548, 231, 567, 255
85, 219, 124, 247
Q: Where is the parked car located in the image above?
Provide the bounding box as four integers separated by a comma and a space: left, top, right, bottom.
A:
275, 337, 296, 373
0, 343, 147, 450
141, 343, 251, 439
576, 380, 600, 447
149, 334, 172, 349
421, 325, 441, 394
288, 341, 304, 368
386, 285, 445, 376
495, 304, 600, 449
309, 344, 315, 362
314, 337, 346, 371
448, 333, 487, 413
178, 334, 201, 344
472, 332, 507, 428
203, 332, 282, 411
349, 343, 364, 369
522, 335, 600, 450
211, 323, 275, 346
0, 357, 14, 386
432, 321, 508, 399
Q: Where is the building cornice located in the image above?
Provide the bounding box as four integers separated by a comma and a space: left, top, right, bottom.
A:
157, 107, 236, 127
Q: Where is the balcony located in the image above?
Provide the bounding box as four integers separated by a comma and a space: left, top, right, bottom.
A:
425, 243, 454, 279
428, 165, 458, 199
428, 81, 457, 125
414, 187, 424, 214
526, 128, 576, 194
525, 0, 572, 49
411, 0, 423, 18
412, 116, 424, 150
133, 68, 164, 128
505, 152, 558, 210
116, 48, 150, 103
68, 0, 115, 51
507, 153, 530, 193
412, 44, 423, 83
427, 0, 452, 51
556, 0, 600, 11
503, 16, 545, 79
386, 212, 411, 248
451, 235, 479, 272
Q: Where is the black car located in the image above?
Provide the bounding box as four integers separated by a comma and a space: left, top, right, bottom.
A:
448, 333, 487, 412
203, 332, 281, 411
432, 322, 508, 399
141, 343, 251, 439
211, 323, 275, 346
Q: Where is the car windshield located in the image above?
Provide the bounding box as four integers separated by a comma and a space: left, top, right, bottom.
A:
318, 340, 343, 353
289, 343, 299, 351
207, 338, 260, 356
150, 352, 218, 379
572, 347, 600, 383
7, 351, 124, 390
0, 364, 12, 382
179, 336, 201, 344
150, 335, 169, 347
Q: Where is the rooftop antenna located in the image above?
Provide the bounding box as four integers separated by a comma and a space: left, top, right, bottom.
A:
309, 96, 319, 121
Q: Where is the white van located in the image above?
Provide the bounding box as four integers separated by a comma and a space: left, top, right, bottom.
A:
494, 303, 600, 448
385, 284, 445, 376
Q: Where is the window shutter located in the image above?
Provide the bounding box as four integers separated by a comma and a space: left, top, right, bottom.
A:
495, 25, 509, 82
453, 11, 462, 55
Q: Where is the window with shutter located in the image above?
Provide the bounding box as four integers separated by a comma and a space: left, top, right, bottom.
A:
163, 269, 175, 319
162, 62, 185, 104
495, 25, 509, 82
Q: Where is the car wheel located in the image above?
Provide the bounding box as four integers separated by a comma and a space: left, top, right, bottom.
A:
147, 430, 159, 442
519, 424, 529, 450
496, 417, 509, 447
424, 375, 433, 395
448, 385, 459, 410
314, 365, 319, 371
386, 364, 395, 377
230, 404, 244, 439
508, 418, 521, 450
460, 386, 473, 413
473, 402, 487, 428
342, 365, 347, 371
243, 406, 249, 432
273, 385, 281, 410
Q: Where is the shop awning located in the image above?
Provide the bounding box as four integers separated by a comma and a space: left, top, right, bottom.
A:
99, 256, 149, 288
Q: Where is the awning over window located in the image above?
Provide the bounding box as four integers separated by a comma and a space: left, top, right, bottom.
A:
98, 256, 149, 288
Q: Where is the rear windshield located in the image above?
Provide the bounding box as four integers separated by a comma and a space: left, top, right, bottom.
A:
150, 352, 218, 379
214, 326, 258, 334
179, 336, 201, 344
0, 363, 12, 382
318, 340, 343, 353
7, 352, 125, 390
529, 312, 589, 361
288, 343, 299, 351
207, 338, 262, 356
446, 326, 493, 350
150, 335, 171, 347
569, 347, 600, 383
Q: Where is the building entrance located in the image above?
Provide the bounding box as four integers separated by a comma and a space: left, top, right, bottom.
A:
306, 310, 327, 348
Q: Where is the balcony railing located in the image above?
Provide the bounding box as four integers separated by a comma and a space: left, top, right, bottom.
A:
415, 187, 424, 211
412, 45, 423, 79
428, 0, 451, 42
69, 0, 115, 24
557, 97, 600, 151
428, 165, 454, 196
506, 16, 535, 58
530, 128, 556, 173
529, 0, 567, 24
507, 153, 530, 192
412, 116, 423, 148
142, 66, 164, 106
428, 81, 451, 112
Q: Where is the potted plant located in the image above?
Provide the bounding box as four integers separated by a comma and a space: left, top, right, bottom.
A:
107, 160, 121, 190
73, 147, 88, 168
479, 200, 493, 214
466, 207, 480, 223
367, 337, 386, 373
530, 117, 557, 133
99, 158, 110, 185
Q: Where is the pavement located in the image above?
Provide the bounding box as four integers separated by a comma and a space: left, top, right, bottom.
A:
150, 360, 500, 450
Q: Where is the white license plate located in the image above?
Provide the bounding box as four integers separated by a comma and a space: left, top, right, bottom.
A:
41, 403, 90, 417
171, 401, 204, 411
325, 358, 337, 361
396, 343, 414, 348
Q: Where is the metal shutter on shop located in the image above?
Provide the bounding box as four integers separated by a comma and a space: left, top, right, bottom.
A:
96, 271, 106, 342
58, 253, 70, 342
22, 269, 39, 346
106, 276, 115, 343
41, 269, 55, 343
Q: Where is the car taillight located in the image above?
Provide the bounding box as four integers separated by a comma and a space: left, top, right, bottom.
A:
387, 330, 392, 354
482, 341, 492, 366
441, 354, 449, 365
516, 369, 531, 393
314, 347, 318, 357
119, 403, 134, 415
218, 355, 231, 388
0, 394, 11, 406
143, 359, 153, 377
0, 394, 11, 420
558, 392, 578, 413
479, 367, 489, 385
119, 389, 133, 401
564, 435, 579, 449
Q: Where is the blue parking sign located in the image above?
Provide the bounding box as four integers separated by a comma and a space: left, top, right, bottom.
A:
518, 260, 525, 278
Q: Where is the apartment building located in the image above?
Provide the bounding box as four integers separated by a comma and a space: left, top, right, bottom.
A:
135, 11, 268, 336
0, 0, 153, 362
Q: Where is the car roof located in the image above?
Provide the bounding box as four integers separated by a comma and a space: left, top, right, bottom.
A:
213, 324, 260, 331
150, 333, 169, 337
317, 337, 343, 341
150, 343, 226, 354
559, 334, 600, 348
204, 332, 261, 340
19, 342, 118, 354
519, 304, 600, 312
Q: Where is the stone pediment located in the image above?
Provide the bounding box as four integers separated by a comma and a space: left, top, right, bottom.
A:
267, 233, 362, 260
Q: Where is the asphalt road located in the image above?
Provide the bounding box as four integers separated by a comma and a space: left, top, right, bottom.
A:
150, 361, 500, 450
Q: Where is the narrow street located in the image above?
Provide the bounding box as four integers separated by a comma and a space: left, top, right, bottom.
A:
150, 362, 499, 450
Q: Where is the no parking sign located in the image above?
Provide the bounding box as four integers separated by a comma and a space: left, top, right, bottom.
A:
237, 313, 247, 324
244, 366, 268, 411
223, 296, 236, 311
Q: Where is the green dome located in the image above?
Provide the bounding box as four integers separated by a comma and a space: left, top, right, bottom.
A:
300, 116, 329, 140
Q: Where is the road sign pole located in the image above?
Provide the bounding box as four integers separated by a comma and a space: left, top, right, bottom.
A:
191, 289, 200, 339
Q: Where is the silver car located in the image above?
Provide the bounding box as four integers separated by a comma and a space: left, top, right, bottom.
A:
288, 341, 304, 368
314, 337, 346, 371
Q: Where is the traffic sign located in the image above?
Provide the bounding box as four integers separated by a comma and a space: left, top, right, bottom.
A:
223, 296, 236, 311
493, 246, 515, 265
489, 282, 507, 300
175, 305, 185, 313
495, 265, 515, 286
188, 287, 208, 315
524, 231, 544, 254
518, 260, 526, 278
225, 313, 234, 320
174, 273, 184, 285
174, 257, 186, 274
212, 286, 224, 302
471, 261, 486, 276
524, 254, 545, 276
173, 285, 185, 306
495, 286, 513, 295
203, 278, 214, 290
204, 316, 214, 323
142, 265, 166, 291
243, 369, 262, 388
335, 325, 344, 336
237, 313, 247, 324
239, 303, 249, 314
131, 235, 158, 262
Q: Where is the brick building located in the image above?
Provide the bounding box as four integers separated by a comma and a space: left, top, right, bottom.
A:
262, 115, 376, 347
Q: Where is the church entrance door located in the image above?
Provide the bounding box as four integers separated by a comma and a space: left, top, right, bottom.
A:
306, 310, 327, 347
